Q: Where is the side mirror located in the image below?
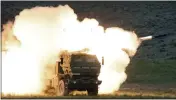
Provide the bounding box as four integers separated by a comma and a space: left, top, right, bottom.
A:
58, 62, 64, 74
60, 57, 63, 65
102, 56, 104, 65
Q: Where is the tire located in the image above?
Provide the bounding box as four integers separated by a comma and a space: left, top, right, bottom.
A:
87, 86, 98, 96
56, 79, 69, 96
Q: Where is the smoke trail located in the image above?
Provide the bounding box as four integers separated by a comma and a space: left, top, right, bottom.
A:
1, 5, 141, 95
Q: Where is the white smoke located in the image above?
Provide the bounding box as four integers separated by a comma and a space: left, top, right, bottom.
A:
2, 5, 140, 95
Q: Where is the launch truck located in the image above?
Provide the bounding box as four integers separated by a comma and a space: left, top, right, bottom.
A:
46, 50, 103, 96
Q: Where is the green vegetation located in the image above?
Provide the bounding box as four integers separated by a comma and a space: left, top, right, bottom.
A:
126, 59, 176, 84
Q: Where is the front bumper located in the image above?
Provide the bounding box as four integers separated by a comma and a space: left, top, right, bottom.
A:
67, 80, 102, 90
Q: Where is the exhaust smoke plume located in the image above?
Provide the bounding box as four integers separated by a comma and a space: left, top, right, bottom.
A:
1, 5, 141, 95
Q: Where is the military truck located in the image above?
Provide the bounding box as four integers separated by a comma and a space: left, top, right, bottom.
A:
46, 50, 103, 96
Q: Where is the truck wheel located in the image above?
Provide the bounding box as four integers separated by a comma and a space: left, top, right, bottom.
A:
87, 86, 98, 96
56, 79, 69, 96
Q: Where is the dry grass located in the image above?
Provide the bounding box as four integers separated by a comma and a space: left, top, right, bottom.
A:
1, 89, 176, 99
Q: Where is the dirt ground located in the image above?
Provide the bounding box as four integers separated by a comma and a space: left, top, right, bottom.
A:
118, 83, 176, 97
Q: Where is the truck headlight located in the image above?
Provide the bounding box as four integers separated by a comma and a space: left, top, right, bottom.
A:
73, 81, 76, 84
72, 73, 80, 75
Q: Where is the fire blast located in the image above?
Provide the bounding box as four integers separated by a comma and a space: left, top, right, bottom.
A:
2, 5, 143, 95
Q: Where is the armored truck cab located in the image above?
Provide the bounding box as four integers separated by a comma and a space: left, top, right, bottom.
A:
48, 51, 103, 96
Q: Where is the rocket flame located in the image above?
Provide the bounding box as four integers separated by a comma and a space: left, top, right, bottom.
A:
1, 5, 141, 95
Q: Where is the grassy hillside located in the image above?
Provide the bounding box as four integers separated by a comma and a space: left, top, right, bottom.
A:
126, 59, 176, 84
